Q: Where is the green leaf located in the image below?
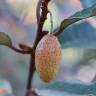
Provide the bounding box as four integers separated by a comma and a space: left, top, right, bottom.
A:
58, 3, 96, 33
0, 32, 12, 46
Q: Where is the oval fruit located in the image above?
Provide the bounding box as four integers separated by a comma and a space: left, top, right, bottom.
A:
35, 34, 62, 83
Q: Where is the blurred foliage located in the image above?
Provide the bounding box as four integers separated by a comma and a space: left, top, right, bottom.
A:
0, 80, 13, 96
57, 3, 96, 35
80, 0, 96, 8
47, 80, 96, 95
36, 80, 96, 96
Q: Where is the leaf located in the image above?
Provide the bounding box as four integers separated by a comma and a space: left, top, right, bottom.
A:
35, 80, 96, 96
0, 32, 12, 46
46, 80, 96, 95
58, 22, 96, 48
57, 3, 96, 33
36, 89, 94, 96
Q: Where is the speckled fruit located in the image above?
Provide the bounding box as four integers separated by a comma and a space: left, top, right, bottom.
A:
35, 34, 62, 83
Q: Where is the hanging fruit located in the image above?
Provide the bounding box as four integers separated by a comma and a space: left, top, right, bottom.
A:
35, 34, 62, 83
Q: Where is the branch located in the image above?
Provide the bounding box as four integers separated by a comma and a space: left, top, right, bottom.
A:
8, 46, 32, 54
39, 0, 51, 32
33, 0, 51, 49
36, 0, 42, 24
25, 53, 36, 96
25, 0, 51, 95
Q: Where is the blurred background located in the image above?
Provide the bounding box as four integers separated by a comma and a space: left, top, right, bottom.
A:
0, 0, 96, 96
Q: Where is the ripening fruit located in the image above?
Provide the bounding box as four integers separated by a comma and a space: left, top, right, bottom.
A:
35, 34, 62, 83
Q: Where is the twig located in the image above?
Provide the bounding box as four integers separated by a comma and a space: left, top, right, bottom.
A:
26, 0, 51, 96
8, 46, 32, 54
36, 0, 42, 24
26, 53, 36, 96
33, 0, 51, 49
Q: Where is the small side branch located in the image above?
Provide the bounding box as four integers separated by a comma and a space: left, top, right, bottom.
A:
8, 46, 32, 54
